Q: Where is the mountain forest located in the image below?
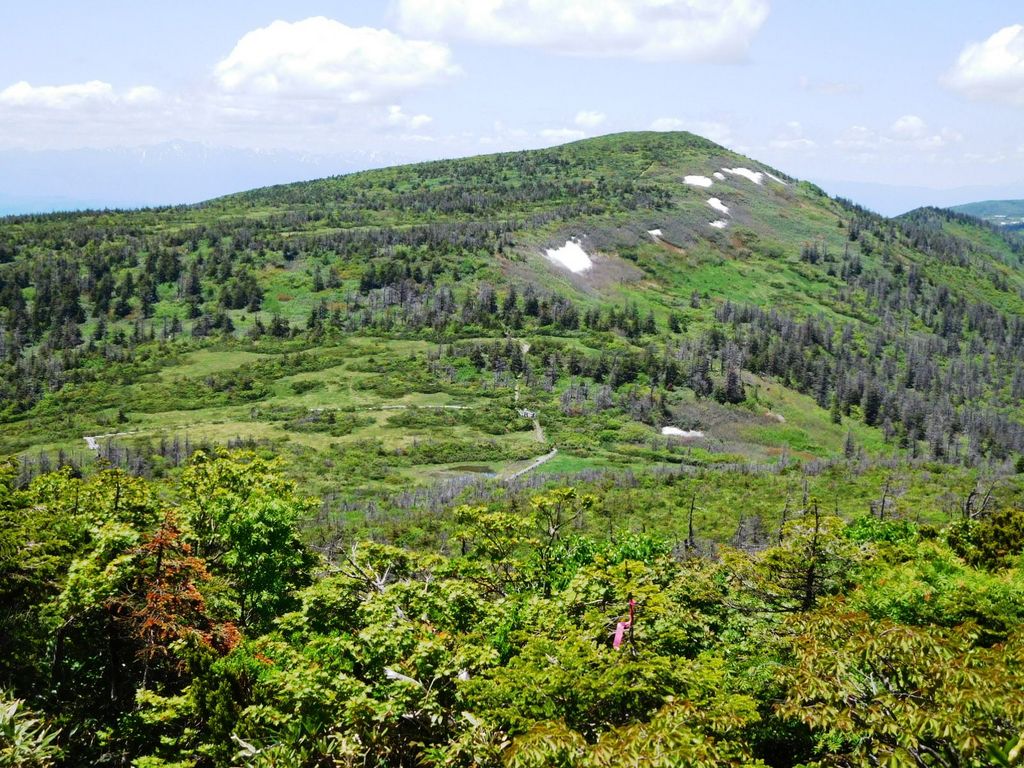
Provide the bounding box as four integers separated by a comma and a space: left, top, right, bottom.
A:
2, 131, 1024, 767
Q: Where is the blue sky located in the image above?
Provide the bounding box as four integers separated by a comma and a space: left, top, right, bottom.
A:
2, 1, 1023, 213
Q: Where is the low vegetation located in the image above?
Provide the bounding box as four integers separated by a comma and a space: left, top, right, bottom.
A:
4, 132, 1024, 765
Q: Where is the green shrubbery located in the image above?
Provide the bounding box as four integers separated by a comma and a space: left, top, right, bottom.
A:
2, 454, 1023, 766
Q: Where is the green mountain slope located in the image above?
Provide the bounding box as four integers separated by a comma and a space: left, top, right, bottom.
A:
951, 198, 1024, 229
7, 132, 1024, 768
3, 131, 1024, 506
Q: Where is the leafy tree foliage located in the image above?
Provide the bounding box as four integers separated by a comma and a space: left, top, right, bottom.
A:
781, 607, 1024, 767
4, 452, 1023, 766
947, 505, 1024, 571
180, 452, 317, 630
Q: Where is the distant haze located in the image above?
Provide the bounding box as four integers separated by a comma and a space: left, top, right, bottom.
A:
811, 178, 1024, 217
4, 141, 1022, 219
0, 143, 402, 214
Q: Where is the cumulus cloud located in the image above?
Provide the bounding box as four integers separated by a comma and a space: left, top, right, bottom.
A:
574, 110, 606, 128
0, 80, 161, 108
0, 80, 171, 149
396, 0, 769, 62
890, 114, 928, 141
196, 17, 454, 148
0, 18, 455, 151
214, 17, 459, 102
124, 86, 162, 104
890, 115, 961, 148
945, 24, 1024, 106
834, 117, 961, 155
386, 105, 433, 130
0, 17, 462, 150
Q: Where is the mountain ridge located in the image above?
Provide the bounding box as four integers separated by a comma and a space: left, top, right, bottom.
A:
3, 130, 1024, 492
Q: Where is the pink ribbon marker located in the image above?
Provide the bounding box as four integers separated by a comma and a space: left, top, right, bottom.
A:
613, 598, 636, 650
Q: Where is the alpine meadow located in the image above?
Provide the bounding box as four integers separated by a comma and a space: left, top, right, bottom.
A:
4, 4, 1024, 768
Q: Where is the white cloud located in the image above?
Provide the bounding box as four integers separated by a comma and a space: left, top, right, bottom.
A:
574, 110, 606, 128
124, 86, 162, 104
834, 117, 962, 155
0, 80, 169, 149
0, 74, 437, 151
650, 117, 732, 146
889, 115, 962, 148
945, 24, 1024, 105
386, 105, 433, 130
890, 114, 927, 140
0, 80, 161, 108
0, 80, 171, 150
214, 17, 459, 102
396, 0, 769, 62
923, 129, 963, 149
539, 128, 587, 142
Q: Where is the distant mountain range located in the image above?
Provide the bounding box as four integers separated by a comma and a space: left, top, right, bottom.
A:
812, 179, 1024, 218
950, 199, 1024, 229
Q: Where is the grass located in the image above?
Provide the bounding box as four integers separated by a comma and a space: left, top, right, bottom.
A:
7, 131, 1021, 530
155, 349, 270, 380
15, 326, 907, 505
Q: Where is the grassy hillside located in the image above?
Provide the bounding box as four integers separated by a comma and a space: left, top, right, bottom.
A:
951, 198, 1024, 229
3, 131, 1024, 528
5, 135, 1024, 768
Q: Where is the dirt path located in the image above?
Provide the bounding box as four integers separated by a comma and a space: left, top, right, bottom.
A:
515, 409, 545, 442
532, 416, 545, 443
502, 448, 558, 481
314, 404, 472, 412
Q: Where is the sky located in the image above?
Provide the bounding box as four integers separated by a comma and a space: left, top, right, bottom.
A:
2, 1, 1023, 214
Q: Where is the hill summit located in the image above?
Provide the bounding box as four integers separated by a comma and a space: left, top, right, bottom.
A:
3, 130, 1024, 485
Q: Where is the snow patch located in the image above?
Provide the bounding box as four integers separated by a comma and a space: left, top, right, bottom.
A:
765, 171, 787, 185
709, 220, 728, 229
662, 426, 705, 438
647, 228, 662, 239
684, 175, 713, 187
544, 238, 593, 273
722, 167, 764, 185
713, 171, 726, 180
707, 197, 730, 215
